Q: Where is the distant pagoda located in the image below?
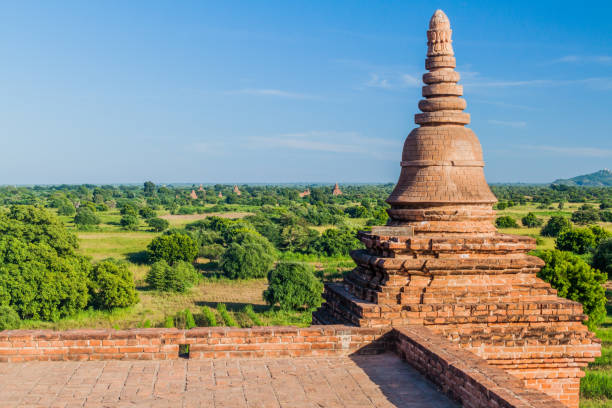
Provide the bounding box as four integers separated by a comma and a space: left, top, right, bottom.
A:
332, 183, 342, 196
299, 188, 310, 198
314, 10, 599, 407
189, 190, 198, 199
233, 185, 241, 196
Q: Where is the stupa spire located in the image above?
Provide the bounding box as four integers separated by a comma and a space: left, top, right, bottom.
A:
386, 9, 497, 235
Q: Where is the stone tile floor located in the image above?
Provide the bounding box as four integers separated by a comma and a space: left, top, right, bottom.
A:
0, 353, 457, 408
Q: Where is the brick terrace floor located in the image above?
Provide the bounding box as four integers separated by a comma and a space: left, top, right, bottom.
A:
0, 353, 457, 408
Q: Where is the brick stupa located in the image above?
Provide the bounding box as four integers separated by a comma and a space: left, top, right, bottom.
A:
332, 183, 342, 196
314, 10, 600, 407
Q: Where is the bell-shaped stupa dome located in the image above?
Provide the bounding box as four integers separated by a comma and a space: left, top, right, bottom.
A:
386, 10, 497, 235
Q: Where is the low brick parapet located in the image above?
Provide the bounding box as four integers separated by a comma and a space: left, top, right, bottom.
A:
394, 326, 566, 408
0, 325, 392, 362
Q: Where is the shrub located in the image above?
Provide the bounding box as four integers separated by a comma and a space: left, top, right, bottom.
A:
146, 260, 200, 292
263, 262, 323, 311
220, 232, 276, 279
556, 227, 597, 254
139, 207, 156, 219
600, 210, 612, 222
495, 216, 519, 228
57, 204, 76, 216
163, 316, 174, 328
521, 212, 543, 228
95, 203, 109, 212
540, 215, 572, 237
89, 259, 138, 309
146, 217, 169, 232
571, 205, 600, 225
147, 233, 198, 265
200, 306, 217, 327
592, 238, 612, 279
243, 304, 263, 326
199, 244, 225, 261
534, 250, 606, 329
120, 203, 139, 217
217, 303, 238, 327
120, 215, 139, 231
173, 308, 196, 329
0, 205, 91, 320
0, 305, 21, 330
74, 208, 100, 229
312, 227, 361, 256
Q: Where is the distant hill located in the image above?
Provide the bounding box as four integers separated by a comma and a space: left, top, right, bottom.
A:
552, 169, 612, 186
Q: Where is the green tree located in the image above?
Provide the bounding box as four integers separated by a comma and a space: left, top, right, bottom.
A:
534, 250, 607, 329
0, 305, 21, 330
263, 262, 323, 311
592, 238, 612, 279
147, 233, 198, 265
74, 208, 100, 229
57, 203, 76, 216
313, 227, 361, 256
144, 181, 156, 197
540, 215, 572, 237
120, 214, 139, 231
139, 207, 156, 219
0, 205, 91, 320
571, 205, 600, 225
495, 216, 519, 228
146, 217, 169, 232
89, 259, 138, 309
556, 227, 597, 254
220, 232, 276, 279
145, 260, 200, 292
521, 212, 543, 228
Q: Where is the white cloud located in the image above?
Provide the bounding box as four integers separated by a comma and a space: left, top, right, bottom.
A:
465, 77, 612, 89
401, 74, 419, 87
250, 131, 400, 160
521, 145, 612, 158
225, 88, 314, 99
488, 119, 526, 128
553, 55, 612, 64
366, 74, 391, 89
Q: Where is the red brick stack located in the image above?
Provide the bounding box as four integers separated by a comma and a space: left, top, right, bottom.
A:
313, 10, 600, 407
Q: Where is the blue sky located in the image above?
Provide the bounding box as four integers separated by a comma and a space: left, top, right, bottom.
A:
0, 0, 611, 185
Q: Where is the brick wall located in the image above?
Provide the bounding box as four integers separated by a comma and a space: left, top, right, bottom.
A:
393, 326, 567, 408
0, 326, 392, 362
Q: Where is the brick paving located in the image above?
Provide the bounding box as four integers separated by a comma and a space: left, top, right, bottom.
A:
0, 352, 456, 407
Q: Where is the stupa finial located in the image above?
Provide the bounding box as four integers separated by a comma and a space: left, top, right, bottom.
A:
427, 9, 453, 57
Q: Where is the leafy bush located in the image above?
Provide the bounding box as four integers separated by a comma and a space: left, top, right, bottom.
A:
120, 215, 139, 231
147, 233, 198, 265
0, 205, 91, 320
534, 250, 606, 329
556, 227, 596, 254
173, 308, 196, 329
600, 210, 612, 222
0, 305, 21, 330
217, 303, 238, 327
263, 262, 323, 311
200, 306, 217, 327
163, 315, 174, 328
571, 205, 600, 225
580, 370, 612, 399
74, 208, 100, 228
243, 304, 263, 326
199, 244, 225, 260
220, 232, 276, 279
540, 215, 572, 237
312, 227, 361, 256
57, 204, 76, 216
139, 207, 156, 219
495, 216, 519, 228
146, 217, 169, 232
88, 259, 138, 310
120, 203, 139, 217
521, 212, 543, 228
146, 260, 200, 292
592, 238, 612, 279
